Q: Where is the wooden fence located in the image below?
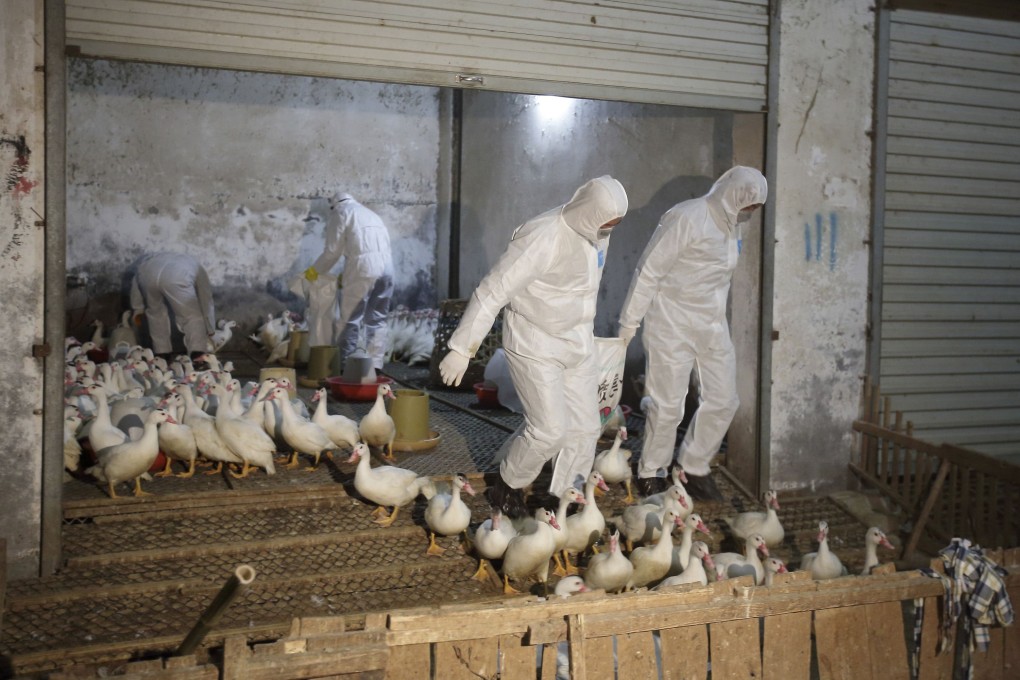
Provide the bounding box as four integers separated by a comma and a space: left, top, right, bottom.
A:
50, 550, 1020, 679
852, 377, 1020, 557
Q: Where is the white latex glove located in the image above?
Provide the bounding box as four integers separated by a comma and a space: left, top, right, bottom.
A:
618, 325, 637, 345
439, 349, 471, 387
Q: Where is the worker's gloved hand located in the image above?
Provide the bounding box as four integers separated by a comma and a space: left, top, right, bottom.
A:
618, 324, 637, 345
304, 266, 319, 282
439, 349, 471, 387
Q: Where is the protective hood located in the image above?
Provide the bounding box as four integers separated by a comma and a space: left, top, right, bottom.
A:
705, 166, 768, 227
559, 175, 629, 242
331, 191, 354, 206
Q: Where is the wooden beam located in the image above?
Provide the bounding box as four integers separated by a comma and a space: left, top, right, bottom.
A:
903, 459, 952, 561
888, 0, 1020, 23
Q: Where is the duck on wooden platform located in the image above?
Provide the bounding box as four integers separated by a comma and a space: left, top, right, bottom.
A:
347, 442, 434, 528
359, 382, 397, 460
424, 473, 476, 556
87, 409, 174, 498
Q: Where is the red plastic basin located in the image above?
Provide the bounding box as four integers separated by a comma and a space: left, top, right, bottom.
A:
325, 375, 394, 402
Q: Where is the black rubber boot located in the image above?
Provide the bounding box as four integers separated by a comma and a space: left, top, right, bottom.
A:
486, 475, 528, 520
636, 476, 668, 497
684, 473, 725, 502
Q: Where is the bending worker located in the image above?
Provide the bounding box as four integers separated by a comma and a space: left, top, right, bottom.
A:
439, 176, 628, 518
617, 166, 767, 502
304, 192, 394, 370
129, 251, 216, 361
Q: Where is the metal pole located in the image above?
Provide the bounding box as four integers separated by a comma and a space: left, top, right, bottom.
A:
176, 564, 256, 657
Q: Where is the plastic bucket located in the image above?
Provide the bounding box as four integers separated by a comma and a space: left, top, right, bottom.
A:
390, 389, 430, 442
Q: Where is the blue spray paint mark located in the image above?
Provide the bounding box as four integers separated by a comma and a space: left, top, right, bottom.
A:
805, 223, 812, 260
737, 238, 742, 255
815, 213, 823, 261
829, 212, 838, 271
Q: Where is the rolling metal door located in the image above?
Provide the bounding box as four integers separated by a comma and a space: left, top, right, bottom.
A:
64, 0, 768, 110
877, 9, 1020, 456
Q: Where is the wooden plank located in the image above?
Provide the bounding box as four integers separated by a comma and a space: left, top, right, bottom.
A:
903, 458, 952, 560
881, 396, 893, 486
762, 611, 811, 678
499, 633, 538, 680
1004, 582, 1020, 678
709, 618, 761, 679
972, 626, 1005, 680
435, 637, 499, 679
580, 634, 614, 680
541, 642, 561, 680
815, 605, 873, 679
616, 630, 657, 679
891, 411, 904, 499
865, 601, 911, 680
917, 595, 954, 680
384, 643, 430, 680
660, 625, 708, 679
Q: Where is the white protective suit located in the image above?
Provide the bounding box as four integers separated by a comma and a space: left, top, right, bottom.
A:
618, 166, 767, 479
129, 252, 216, 355
311, 193, 395, 367
447, 176, 629, 495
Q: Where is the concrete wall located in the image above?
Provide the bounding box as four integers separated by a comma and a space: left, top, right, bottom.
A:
0, 0, 46, 580
768, 0, 875, 491
66, 59, 443, 345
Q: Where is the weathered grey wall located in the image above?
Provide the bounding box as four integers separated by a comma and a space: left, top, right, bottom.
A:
0, 0, 46, 579
66, 59, 442, 343
768, 0, 875, 491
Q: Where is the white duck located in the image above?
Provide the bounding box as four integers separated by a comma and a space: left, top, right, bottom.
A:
642, 467, 693, 520
657, 541, 714, 588
713, 533, 769, 584
612, 485, 688, 552
424, 473, 476, 556
763, 557, 788, 586
87, 409, 174, 498
359, 382, 397, 460
470, 509, 518, 582
861, 526, 895, 575
501, 507, 559, 595
213, 385, 277, 478
211, 319, 236, 352
562, 471, 610, 572
583, 529, 633, 594
594, 426, 634, 503
347, 442, 434, 527
266, 386, 333, 470
178, 383, 243, 475
64, 413, 83, 474
84, 385, 129, 454
311, 388, 360, 451
155, 392, 198, 478
553, 575, 589, 599
550, 487, 587, 576
726, 489, 784, 547
800, 520, 846, 580
627, 508, 682, 590
670, 513, 713, 574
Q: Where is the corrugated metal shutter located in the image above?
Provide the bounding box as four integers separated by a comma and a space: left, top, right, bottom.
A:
64, 0, 768, 111
878, 9, 1020, 456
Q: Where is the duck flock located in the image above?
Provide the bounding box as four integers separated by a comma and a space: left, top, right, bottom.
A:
62, 314, 895, 597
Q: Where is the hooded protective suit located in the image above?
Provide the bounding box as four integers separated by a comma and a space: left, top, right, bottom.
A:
445, 176, 629, 495
129, 252, 216, 355
311, 193, 394, 367
618, 166, 767, 479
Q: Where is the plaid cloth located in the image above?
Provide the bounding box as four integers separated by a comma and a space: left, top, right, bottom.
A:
912, 538, 1014, 680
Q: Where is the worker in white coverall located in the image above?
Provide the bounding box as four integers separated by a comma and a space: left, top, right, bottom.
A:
303, 193, 394, 369
617, 166, 767, 502
439, 176, 629, 517
129, 252, 216, 361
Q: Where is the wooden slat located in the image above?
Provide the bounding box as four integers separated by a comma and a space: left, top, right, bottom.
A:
384, 642, 430, 680
882, 396, 894, 486
815, 606, 873, 679
865, 601, 911, 680
762, 611, 811, 678
580, 635, 614, 680
1004, 581, 1020, 678
709, 617, 761, 679
435, 636, 499, 679
616, 631, 657, 679
917, 593, 954, 680
541, 643, 559, 680
892, 411, 904, 499
659, 625, 708, 680
498, 633, 537, 680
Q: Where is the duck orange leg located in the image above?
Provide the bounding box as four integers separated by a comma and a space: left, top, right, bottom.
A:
552, 553, 568, 577
426, 532, 446, 557
203, 461, 224, 476
107, 481, 120, 499
285, 451, 301, 469
562, 551, 579, 575
176, 458, 197, 479
503, 575, 520, 595
374, 505, 400, 527
229, 460, 252, 479
305, 452, 322, 472
155, 457, 175, 477
370, 505, 388, 519
383, 441, 395, 461
623, 480, 635, 504
471, 559, 491, 582
132, 477, 153, 497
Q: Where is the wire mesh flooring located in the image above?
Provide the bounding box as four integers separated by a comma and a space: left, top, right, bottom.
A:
2, 356, 874, 677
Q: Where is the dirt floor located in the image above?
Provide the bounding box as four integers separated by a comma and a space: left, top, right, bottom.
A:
0, 352, 899, 677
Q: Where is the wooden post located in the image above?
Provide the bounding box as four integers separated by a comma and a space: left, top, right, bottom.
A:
903, 458, 952, 560
892, 410, 904, 500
